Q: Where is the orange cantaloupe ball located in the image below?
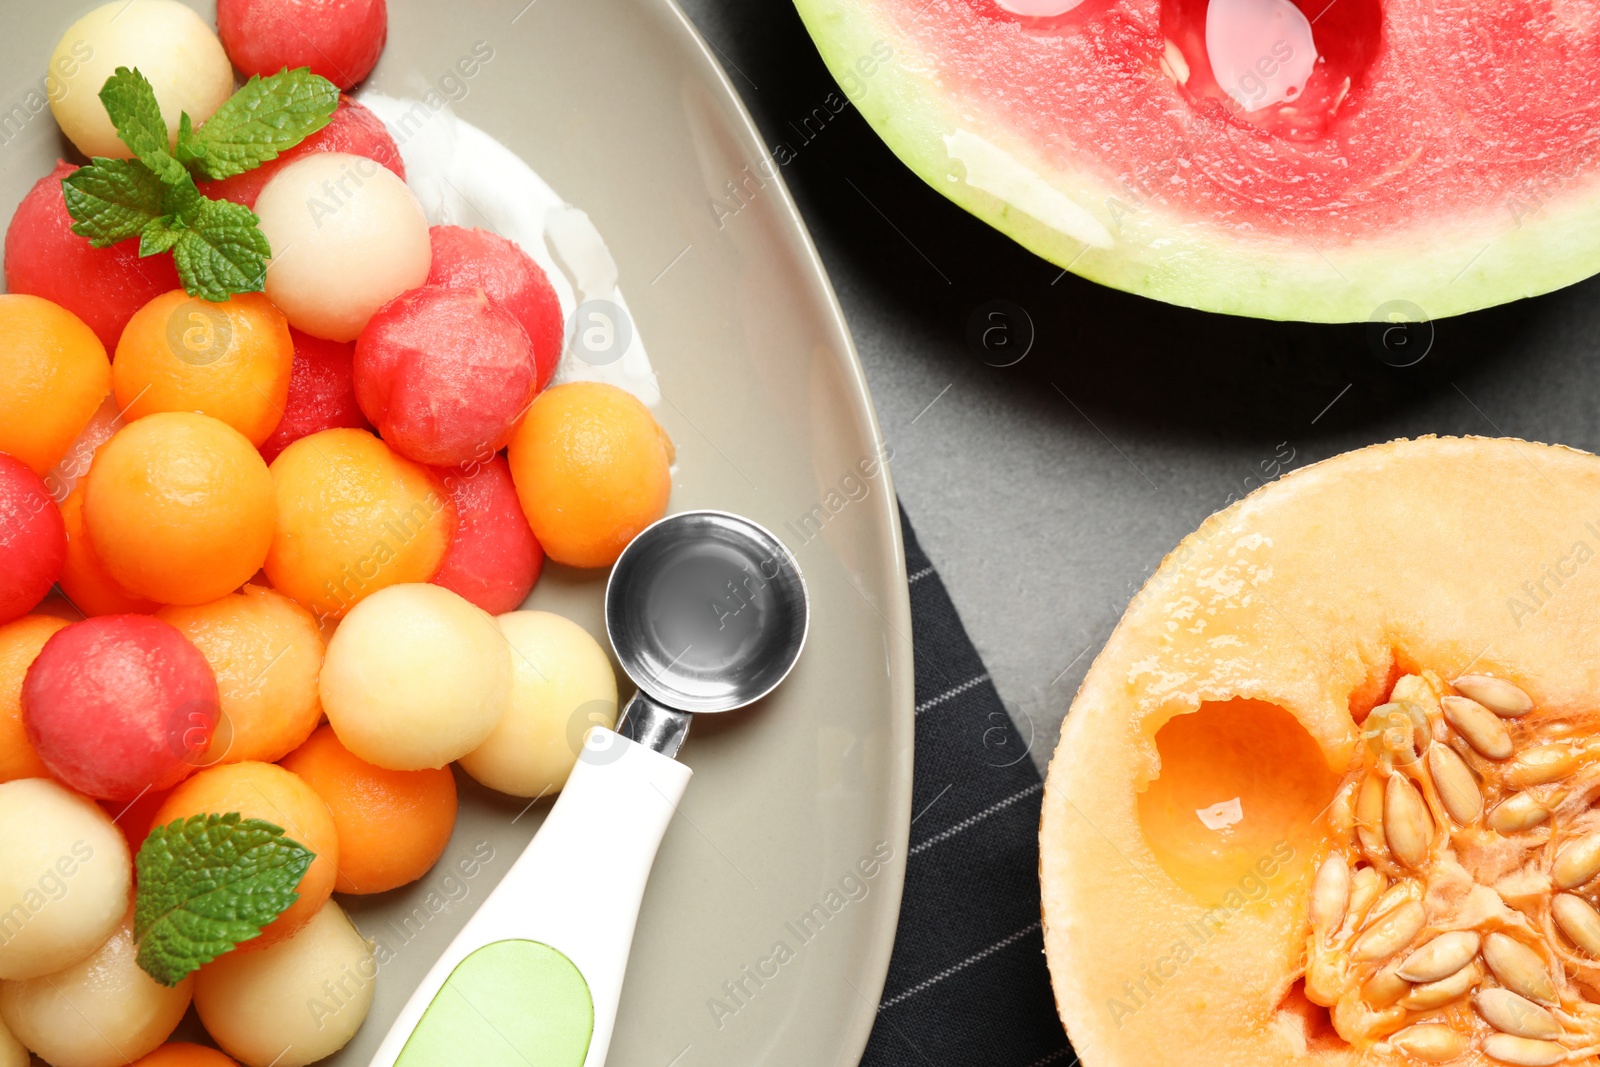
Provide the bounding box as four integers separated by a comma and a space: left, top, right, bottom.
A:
0, 294, 110, 477
264, 428, 454, 622
83, 413, 276, 606
57, 486, 160, 618
0, 615, 68, 782
506, 382, 673, 568
113, 291, 294, 448
280, 725, 457, 894
150, 762, 338, 950
157, 586, 325, 765
129, 1043, 239, 1066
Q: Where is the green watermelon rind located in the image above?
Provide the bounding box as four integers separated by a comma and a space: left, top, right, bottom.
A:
793, 0, 1600, 323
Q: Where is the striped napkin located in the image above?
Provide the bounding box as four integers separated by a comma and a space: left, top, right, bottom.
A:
859, 509, 1073, 1066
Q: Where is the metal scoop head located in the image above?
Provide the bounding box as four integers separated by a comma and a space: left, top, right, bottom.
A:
605, 510, 808, 757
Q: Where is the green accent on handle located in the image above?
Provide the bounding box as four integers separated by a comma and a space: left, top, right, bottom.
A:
395, 940, 594, 1066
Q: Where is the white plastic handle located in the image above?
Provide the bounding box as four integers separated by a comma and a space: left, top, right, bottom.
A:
367, 728, 694, 1067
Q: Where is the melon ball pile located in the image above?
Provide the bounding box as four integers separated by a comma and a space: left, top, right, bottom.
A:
0, 0, 675, 1063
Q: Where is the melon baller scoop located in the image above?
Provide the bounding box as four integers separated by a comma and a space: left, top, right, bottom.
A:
367, 510, 809, 1067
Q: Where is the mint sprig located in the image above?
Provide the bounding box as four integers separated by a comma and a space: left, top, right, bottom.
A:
134, 813, 315, 986
60, 66, 340, 302
169, 193, 273, 301
99, 67, 185, 184
61, 159, 166, 246
177, 71, 339, 181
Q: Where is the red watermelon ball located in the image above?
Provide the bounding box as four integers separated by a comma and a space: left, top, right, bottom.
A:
23, 615, 218, 801
217, 0, 388, 90
354, 285, 539, 467
432, 454, 545, 615
259, 328, 372, 464
0, 454, 67, 626
427, 226, 565, 392
4, 161, 181, 352
202, 95, 404, 209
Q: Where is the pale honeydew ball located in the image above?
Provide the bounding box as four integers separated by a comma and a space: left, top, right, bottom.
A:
321, 583, 511, 770
0, 1012, 25, 1067
195, 900, 374, 1067
256, 153, 432, 342
460, 611, 619, 798
0, 779, 130, 980
49, 0, 234, 159
0, 908, 192, 1067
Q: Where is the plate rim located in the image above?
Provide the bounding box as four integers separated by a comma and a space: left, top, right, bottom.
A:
650, 0, 917, 1057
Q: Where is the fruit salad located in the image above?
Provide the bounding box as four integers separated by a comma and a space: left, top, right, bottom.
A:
0, 2, 676, 1064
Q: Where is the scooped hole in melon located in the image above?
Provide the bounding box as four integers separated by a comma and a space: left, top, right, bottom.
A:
1136, 698, 1339, 903
1159, 0, 1383, 140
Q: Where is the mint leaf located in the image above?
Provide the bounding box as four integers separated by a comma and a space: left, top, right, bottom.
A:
173, 112, 200, 169
61, 159, 166, 247
161, 173, 206, 220
180, 69, 339, 181
169, 195, 272, 302
139, 219, 179, 257
135, 813, 314, 986
99, 67, 184, 184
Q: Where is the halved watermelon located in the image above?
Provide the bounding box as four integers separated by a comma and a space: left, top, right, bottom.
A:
793, 0, 1600, 322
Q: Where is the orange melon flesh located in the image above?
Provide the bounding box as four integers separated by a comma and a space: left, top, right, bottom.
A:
1040, 436, 1600, 1065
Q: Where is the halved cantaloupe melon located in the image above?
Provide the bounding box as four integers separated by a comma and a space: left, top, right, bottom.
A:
1041, 436, 1600, 1065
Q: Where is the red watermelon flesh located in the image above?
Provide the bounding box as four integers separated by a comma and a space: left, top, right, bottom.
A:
795, 0, 1600, 320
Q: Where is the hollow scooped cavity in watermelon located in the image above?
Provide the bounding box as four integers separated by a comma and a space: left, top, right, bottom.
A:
794, 0, 1600, 321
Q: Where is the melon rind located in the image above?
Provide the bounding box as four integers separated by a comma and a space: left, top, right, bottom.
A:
792, 0, 1600, 322
1037, 436, 1600, 1065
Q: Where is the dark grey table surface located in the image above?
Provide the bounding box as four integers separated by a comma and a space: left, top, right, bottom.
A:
677, 0, 1600, 775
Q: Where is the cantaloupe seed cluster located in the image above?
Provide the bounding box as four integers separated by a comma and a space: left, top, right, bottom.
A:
1306, 672, 1600, 1064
